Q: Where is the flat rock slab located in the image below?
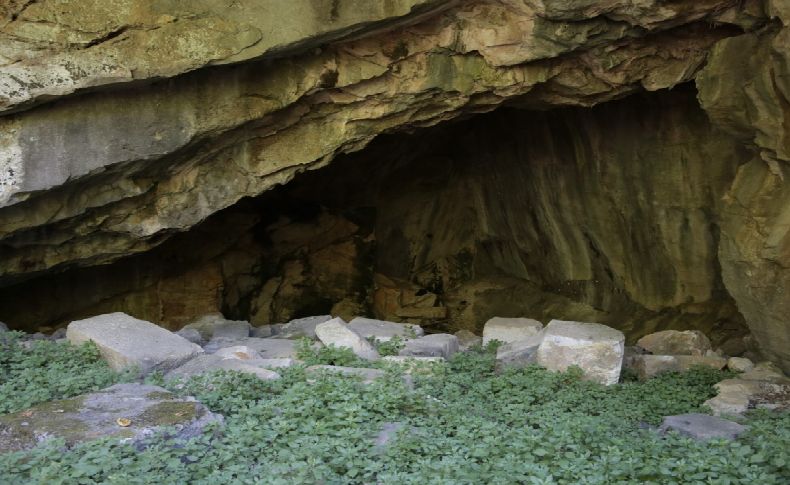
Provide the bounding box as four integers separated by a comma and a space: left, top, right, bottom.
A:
306, 365, 386, 384
658, 413, 747, 441
0, 384, 221, 453
705, 377, 790, 416
204, 337, 298, 359
315, 318, 380, 360
536, 320, 625, 386
347, 317, 424, 342
630, 354, 727, 379
67, 313, 203, 375
636, 330, 711, 356
165, 354, 281, 382
400, 334, 459, 359
182, 313, 251, 341
277, 315, 333, 339
483, 317, 543, 345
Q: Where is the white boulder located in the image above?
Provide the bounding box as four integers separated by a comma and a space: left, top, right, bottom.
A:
347, 317, 423, 342
482, 317, 543, 345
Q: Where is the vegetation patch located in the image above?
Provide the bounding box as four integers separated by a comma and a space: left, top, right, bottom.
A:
1, 340, 788, 484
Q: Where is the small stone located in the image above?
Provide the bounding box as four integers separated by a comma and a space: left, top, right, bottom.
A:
347, 317, 423, 342
727, 357, 754, 373
176, 328, 204, 345
636, 330, 711, 356
496, 334, 543, 368
536, 320, 625, 386
658, 413, 748, 440
454, 329, 482, 351
315, 318, 380, 360
214, 345, 261, 361
66, 313, 203, 375
277, 315, 333, 339
400, 334, 459, 359
482, 317, 543, 345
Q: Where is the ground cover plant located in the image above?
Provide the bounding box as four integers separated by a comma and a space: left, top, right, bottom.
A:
1, 339, 788, 484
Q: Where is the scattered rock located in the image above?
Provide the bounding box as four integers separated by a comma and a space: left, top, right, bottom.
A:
205, 337, 300, 359
482, 317, 543, 345
250, 325, 275, 338
0, 384, 221, 453
629, 354, 727, 380
400, 334, 459, 359
182, 313, 251, 341
277, 315, 333, 339
636, 330, 711, 356
214, 346, 261, 361
347, 317, 423, 342
66, 313, 203, 375
658, 414, 748, 441
536, 320, 625, 386
454, 330, 482, 351
305, 365, 385, 384
496, 334, 544, 369
166, 355, 281, 382
315, 318, 380, 361
176, 328, 204, 345
727, 357, 754, 373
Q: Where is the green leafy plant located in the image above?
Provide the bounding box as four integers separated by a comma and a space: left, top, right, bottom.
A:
369, 335, 405, 357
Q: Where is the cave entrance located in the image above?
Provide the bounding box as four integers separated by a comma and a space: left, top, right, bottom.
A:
0, 85, 750, 346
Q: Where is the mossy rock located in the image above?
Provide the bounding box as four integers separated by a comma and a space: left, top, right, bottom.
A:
0, 384, 221, 454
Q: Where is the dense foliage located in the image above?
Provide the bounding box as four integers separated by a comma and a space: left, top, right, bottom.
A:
0, 332, 126, 414
1, 339, 788, 484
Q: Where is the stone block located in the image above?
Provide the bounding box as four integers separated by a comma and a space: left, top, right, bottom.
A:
482, 317, 543, 345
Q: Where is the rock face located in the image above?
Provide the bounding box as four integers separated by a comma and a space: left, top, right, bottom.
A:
66, 313, 203, 375
536, 320, 625, 385
0, 384, 221, 453
0, 1, 789, 373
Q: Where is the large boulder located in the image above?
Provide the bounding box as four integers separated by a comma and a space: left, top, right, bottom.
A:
636, 330, 711, 356
482, 317, 543, 345
658, 414, 748, 441
727, 357, 754, 373
165, 354, 281, 382
400, 334, 459, 359
496, 334, 544, 369
454, 329, 482, 351
536, 320, 625, 386
0, 384, 221, 453
315, 318, 380, 360
66, 313, 203, 375
347, 317, 424, 342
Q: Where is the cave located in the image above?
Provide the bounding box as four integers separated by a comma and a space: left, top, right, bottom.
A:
0, 85, 754, 351
1, 0, 789, 375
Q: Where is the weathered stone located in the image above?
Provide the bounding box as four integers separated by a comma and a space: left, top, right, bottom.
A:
205, 337, 299, 359
727, 357, 755, 373
305, 365, 386, 384
636, 330, 712, 356
214, 345, 261, 361
66, 313, 203, 375
182, 313, 251, 341
0, 384, 221, 453
454, 329, 482, 351
658, 414, 748, 441
176, 328, 204, 345
348, 317, 423, 342
536, 320, 625, 386
496, 334, 544, 369
250, 325, 274, 338
630, 354, 727, 380
400, 334, 459, 359
165, 354, 281, 382
705, 378, 790, 416
276, 315, 333, 339
483, 317, 543, 345
739, 362, 790, 384
315, 318, 380, 361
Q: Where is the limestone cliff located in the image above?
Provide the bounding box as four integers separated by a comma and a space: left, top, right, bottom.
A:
0, 1, 788, 371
